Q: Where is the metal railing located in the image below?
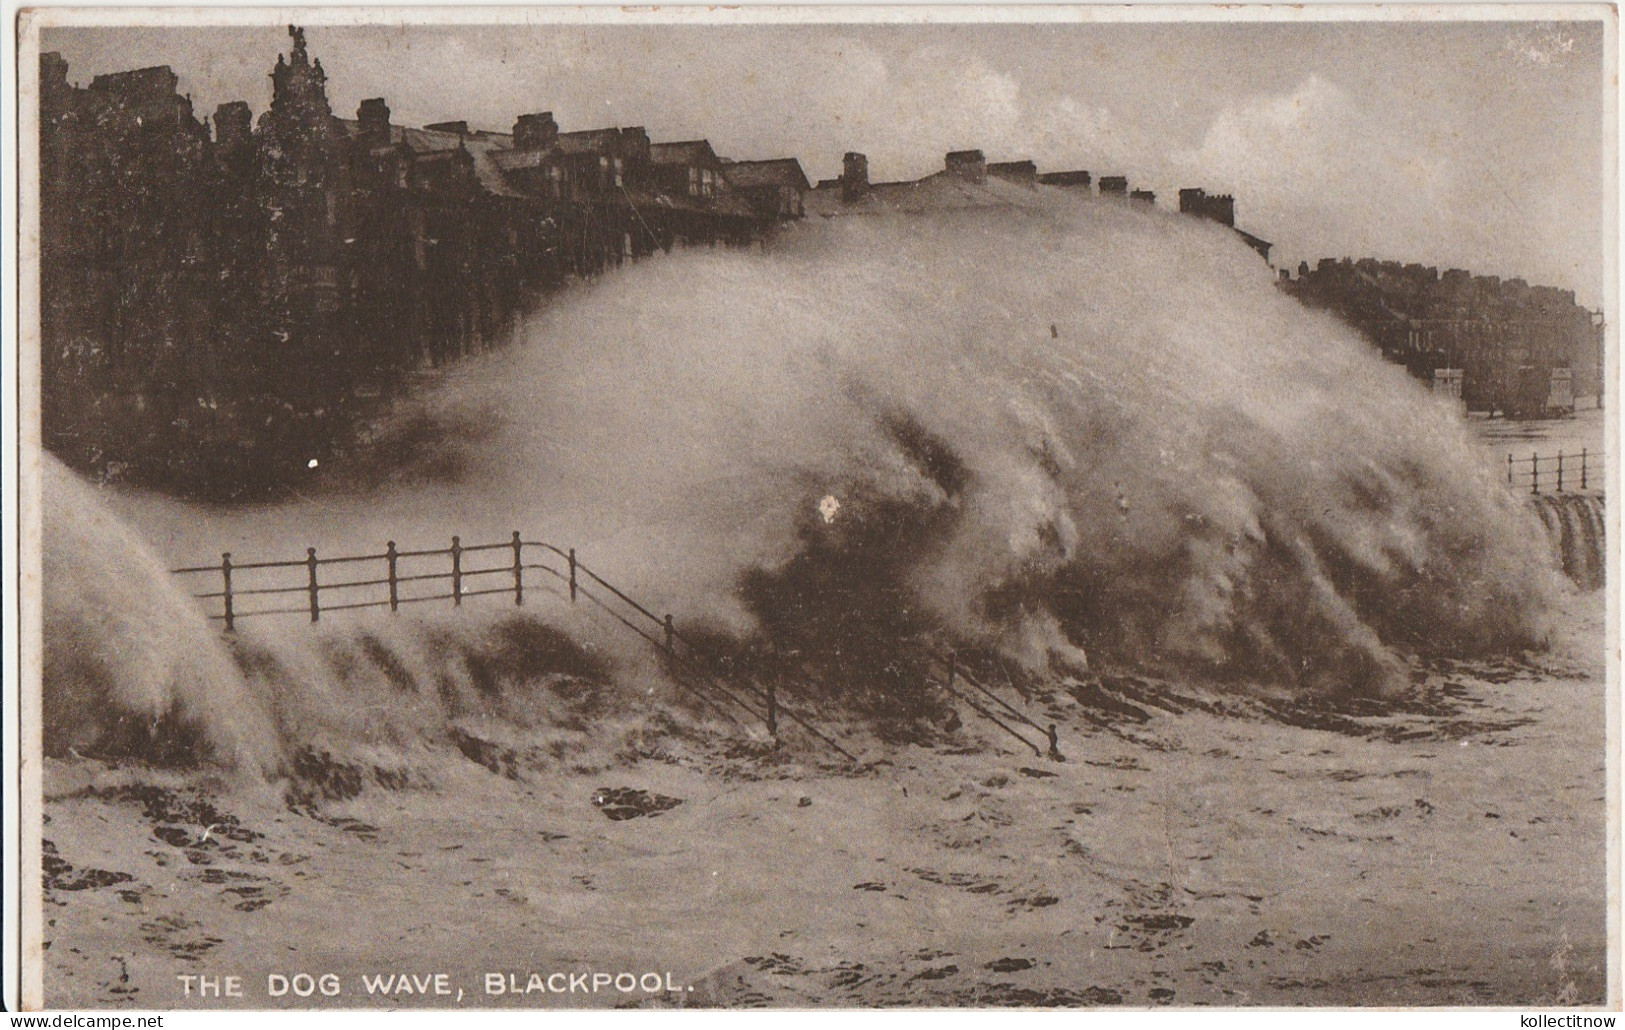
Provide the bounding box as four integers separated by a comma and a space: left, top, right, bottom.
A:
173, 532, 862, 760
171, 532, 1056, 763
172, 532, 551, 628
1506, 448, 1604, 494
927, 652, 1051, 759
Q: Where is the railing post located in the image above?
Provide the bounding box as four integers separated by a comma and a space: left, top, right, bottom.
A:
306, 547, 320, 623
1531, 452, 1540, 495
664, 614, 675, 654
220, 552, 234, 633
568, 548, 577, 603
450, 535, 462, 607
1507, 452, 1514, 486
767, 681, 779, 740
1581, 448, 1588, 491
512, 531, 524, 606
386, 541, 399, 612
1557, 452, 1565, 492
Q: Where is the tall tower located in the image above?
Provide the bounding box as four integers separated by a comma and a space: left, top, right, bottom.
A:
264, 26, 334, 157
256, 25, 349, 407
261, 25, 343, 291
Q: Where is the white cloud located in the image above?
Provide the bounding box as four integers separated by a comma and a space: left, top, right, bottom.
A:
1177, 74, 1448, 204
1166, 75, 1491, 277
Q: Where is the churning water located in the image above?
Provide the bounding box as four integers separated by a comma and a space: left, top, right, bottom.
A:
46, 188, 1568, 772
1531, 493, 1606, 591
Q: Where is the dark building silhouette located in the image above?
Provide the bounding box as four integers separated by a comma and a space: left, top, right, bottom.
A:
723, 158, 812, 219
39, 57, 217, 483
647, 140, 765, 243
39, 27, 792, 495
42, 26, 1601, 494
1281, 257, 1604, 415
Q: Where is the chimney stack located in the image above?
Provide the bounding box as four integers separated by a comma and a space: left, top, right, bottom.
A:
1179, 188, 1235, 226
841, 151, 870, 202
358, 97, 391, 146
945, 149, 986, 183
214, 101, 253, 150
513, 112, 559, 151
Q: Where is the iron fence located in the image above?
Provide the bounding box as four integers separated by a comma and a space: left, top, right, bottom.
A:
1506, 448, 1603, 494
172, 533, 568, 628
172, 532, 1055, 762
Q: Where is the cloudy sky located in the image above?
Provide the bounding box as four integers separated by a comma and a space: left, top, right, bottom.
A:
42, 15, 1610, 308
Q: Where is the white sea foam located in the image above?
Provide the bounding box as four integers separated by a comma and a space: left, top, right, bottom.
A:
45, 191, 1564, 771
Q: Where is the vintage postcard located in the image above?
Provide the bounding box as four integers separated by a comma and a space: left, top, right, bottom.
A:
8, 4, 1619, 1012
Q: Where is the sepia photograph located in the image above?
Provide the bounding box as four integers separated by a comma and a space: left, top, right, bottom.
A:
10, 5, 1618, 1012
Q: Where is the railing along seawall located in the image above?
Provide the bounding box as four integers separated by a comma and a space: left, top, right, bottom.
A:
170, 531, 1059, 763
1506, 448, 1603, 495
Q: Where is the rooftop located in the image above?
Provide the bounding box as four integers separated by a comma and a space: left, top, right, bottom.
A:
722, 158, 811, 192
649, 140, 720, 166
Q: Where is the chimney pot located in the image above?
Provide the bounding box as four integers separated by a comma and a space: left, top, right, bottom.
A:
841, 151, 869, 202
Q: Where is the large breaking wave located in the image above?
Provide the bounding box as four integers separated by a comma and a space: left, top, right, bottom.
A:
45, 187, 1564, 772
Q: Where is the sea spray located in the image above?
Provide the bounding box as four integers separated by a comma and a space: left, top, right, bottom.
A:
44, 454, 648, 775
1530, 493, 1606, 590
43, 453, 279, 771
329, 192, 1558, 694
48, 188, 1566, 775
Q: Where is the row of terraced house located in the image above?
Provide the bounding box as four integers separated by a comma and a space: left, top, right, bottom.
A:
40, 26, 1284, 497
39, 28, 816, 492
36, 27, 1600, 494
1279, 258, 1605, 416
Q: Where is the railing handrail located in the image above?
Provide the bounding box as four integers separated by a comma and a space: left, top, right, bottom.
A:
1505, 447, 1604, 494
170, 531, 1056, 763
647, 621, 860, 762
171, 532, 862, 762
935, 654, 1047, 735
1505, 447, 1599, 466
